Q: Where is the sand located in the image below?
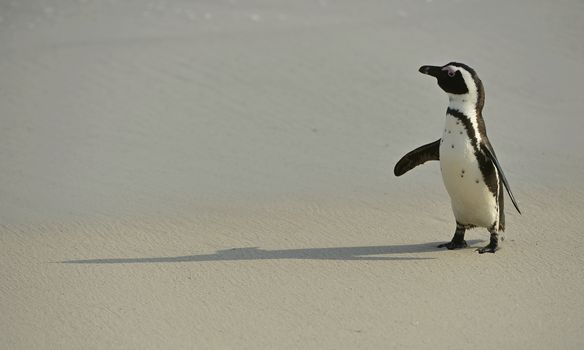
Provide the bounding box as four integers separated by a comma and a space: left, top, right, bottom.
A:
1, 0, 584, 349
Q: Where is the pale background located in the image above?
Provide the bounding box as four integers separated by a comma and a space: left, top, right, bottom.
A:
1, 0, 583, 349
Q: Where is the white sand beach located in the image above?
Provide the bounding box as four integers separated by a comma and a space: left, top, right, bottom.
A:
1, 0, 583, 348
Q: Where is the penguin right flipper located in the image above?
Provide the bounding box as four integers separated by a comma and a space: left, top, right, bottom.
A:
481, 142, 521, 214
394, 139, 440, 176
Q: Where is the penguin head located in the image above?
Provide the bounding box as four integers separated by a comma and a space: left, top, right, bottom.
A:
418, 62, 484, 103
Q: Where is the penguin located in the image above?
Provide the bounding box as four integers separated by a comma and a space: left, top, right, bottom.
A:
394, 62, 520, 253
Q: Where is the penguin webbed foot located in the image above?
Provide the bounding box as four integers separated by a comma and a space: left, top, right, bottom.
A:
477, 230, 499, 254
437, 240, 468, 250
438, 224, 467, 250
476, 243, 497, 254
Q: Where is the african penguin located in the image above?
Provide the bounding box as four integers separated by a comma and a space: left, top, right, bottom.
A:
394, 62, 520, 253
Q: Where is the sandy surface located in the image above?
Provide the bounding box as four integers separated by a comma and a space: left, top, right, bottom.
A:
1, 0, 584, 349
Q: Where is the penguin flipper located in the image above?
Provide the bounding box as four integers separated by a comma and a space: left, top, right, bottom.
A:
394, 139, 440, 176
481, 142, 521, 214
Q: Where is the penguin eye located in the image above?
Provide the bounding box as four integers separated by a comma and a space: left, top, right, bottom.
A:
442, 66, 456, 77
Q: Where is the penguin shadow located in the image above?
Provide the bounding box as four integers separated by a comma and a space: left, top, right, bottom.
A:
61, 240, 483, 264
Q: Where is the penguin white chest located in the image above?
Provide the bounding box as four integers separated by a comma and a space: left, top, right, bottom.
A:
439, 115, 498, 227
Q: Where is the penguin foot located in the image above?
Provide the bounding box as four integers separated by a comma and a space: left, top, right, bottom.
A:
476, 244, 497, 254
477, 230, 499, 254
437, 240, 468, 250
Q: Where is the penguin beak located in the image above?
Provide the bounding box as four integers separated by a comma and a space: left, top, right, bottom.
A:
419, 65, 441, 78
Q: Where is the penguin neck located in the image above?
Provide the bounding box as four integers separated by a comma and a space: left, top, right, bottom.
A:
448, 93, 478, 117
446, 93, 487, 143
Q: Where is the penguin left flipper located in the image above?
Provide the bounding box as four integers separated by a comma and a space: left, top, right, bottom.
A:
394, 139, 440, 176
481, 142, 521, 214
